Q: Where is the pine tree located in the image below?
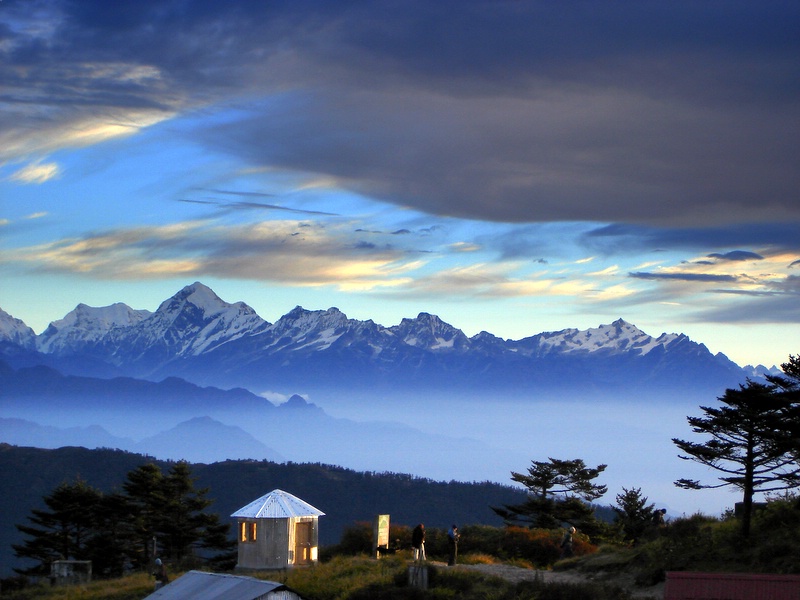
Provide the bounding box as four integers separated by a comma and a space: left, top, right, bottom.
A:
612, 487, 655, 544
13, 479, 103, 575
14, 461, 235, 577
122, 462, 168, 567
158, 461, 233, 562
673, 376, 800, 537
492, 458, 607, 536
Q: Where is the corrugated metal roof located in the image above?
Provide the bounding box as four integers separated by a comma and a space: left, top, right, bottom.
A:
143, 570, 300, 600
231, 489, 325, 519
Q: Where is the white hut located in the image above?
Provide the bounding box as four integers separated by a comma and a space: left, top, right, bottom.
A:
231, 489, 325, 570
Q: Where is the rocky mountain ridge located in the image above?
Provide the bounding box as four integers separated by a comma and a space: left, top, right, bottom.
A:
0, 281, 774, 396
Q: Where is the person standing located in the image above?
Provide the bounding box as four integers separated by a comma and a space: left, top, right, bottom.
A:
153, 558, 169, 590
411, 523, 426, 562
652, 508, 667, 528
560, 526, 575, 558
447, 524, 459, 566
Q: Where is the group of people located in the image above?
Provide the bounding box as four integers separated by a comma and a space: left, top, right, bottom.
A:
411, 523, 460, 565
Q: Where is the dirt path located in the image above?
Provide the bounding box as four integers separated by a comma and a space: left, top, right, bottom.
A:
446, 562, 664, 599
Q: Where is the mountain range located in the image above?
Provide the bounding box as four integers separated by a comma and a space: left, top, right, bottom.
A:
0, 281, 774, 399
0, 280, 775, 563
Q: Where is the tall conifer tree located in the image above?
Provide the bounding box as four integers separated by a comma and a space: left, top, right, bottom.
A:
673, 369, 800, 537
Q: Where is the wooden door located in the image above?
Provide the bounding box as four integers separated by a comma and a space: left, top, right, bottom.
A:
294, 521, 313, 564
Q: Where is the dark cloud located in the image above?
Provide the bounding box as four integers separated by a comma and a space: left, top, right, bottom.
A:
629, 272, 740, 283
4, 0, 800, 226
707, 251, 764, 262
582, 223, 800, 256
696, 275, 800, 324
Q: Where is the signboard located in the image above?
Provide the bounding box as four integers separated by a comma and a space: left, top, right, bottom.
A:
373, 514, 390, 558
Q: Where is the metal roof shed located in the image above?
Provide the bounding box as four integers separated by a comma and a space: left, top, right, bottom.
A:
142, 570, 306, 600
231, 489, 325, 570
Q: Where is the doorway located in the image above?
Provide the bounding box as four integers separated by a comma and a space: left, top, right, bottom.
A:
294, 521, 313, 565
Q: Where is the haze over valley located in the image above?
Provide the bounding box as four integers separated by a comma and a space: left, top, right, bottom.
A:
0, 282, 775, 520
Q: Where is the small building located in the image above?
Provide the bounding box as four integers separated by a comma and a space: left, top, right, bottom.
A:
142, 570, 306, 600
50, 560, 92, 586
231, 489, 325, 570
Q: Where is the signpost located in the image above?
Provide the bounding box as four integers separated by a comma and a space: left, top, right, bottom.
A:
373, 514, 390, 559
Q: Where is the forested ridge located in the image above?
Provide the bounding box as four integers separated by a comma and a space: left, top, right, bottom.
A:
0, 444, 527, 576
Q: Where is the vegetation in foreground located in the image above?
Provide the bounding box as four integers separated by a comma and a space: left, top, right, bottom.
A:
2, 493, 800, 599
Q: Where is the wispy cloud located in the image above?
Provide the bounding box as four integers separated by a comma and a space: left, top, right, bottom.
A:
0, 219, 420, 289
9, 162, 60, 184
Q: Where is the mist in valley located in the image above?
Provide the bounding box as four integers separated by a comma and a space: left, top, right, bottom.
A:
6, 386, 737, 521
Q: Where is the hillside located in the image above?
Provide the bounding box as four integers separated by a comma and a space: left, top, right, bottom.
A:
0, 444, 528, 577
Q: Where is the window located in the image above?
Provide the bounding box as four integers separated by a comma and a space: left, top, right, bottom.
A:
240, 521, 257, 542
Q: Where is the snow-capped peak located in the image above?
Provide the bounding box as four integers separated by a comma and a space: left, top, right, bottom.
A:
268, 306, 351, 351
530, 318, 680, 356
155, 281, 229, 318
390, 312, 470, 351
0, 307, 37, 349
37, 302, 151, 354
142, 282, 268, 355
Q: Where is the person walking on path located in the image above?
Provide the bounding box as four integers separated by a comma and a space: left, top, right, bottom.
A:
447, 524, 460, 566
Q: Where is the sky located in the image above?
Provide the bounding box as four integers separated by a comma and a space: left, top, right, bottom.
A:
1, 0, 799, 369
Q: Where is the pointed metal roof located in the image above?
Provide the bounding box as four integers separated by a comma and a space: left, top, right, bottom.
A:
231, 489, 325, 519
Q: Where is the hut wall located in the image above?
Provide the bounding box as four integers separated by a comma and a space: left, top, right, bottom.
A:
237, 518, 290, 570
287, 517, 320, 566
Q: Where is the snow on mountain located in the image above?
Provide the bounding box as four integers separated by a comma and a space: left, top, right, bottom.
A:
31, 282, 270, 368
123, 281, 269, 356
742, 363, 783, 379
390, 312, 471, 351
517, 318, 682, 356
0, 282, 758, 394
0, 308, 36, 349
36, 302, 151, 354
265, 306, 353, 352
161, 282, 270, 354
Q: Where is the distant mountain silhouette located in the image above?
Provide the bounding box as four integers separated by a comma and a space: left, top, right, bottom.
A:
135, 416, 285, 463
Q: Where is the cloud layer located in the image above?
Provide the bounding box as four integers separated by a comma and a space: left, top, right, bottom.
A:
3, 0, 799, 227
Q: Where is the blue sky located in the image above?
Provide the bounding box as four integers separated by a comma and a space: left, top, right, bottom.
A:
1, 0, 799, 368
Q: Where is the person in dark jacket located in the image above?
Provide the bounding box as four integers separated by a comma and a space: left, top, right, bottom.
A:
411, 523, 426, 561
447, 524, 460, 565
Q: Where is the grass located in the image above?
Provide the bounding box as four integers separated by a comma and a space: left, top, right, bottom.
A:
0, 557, 631, 600
0, 571, 160, 600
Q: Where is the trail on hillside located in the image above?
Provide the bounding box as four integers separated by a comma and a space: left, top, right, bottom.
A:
446, 562, 664, 599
